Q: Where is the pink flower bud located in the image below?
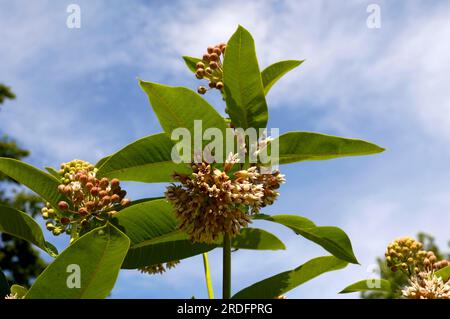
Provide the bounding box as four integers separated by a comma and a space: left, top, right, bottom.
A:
58, 184, 66, 193
110, 178, 120, 189
90, 187, 99, 196
120, 198, 131, 207
111, 194, 120, 203
58, 201, 69, 211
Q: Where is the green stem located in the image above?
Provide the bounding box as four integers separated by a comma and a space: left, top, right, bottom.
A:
202, 253, 214, 299
69, 225, 78, 244
223, 233, 232, 299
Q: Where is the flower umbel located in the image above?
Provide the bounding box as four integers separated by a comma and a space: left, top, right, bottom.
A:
4, 293, 22, 299
402, 270, 450, 299
165, 158, 285, 243
385, 237, 448, 275
41, 159, 131, 238
139, 260, 180, 275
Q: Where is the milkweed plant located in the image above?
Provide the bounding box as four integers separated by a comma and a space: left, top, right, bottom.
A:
1, 25, 432, 300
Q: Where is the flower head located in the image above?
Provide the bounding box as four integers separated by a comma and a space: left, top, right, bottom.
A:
165, 158, 285, 243
402, 270, 450, 299
139, 260, 180, 275
41, 159, 131, 238
385, 237, 446, 274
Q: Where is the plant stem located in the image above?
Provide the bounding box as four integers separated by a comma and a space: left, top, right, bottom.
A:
223, 233, 232, 299
202, 253, 214, 299
69, 226, 78, 244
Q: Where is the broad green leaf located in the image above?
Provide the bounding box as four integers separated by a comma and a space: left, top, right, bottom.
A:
182, 56, 201, 73
232, 256, 348, 299
0, 158, 64, 208
339, 279, 392, 294
223, 25, 268, 130
122, 231, 214, 268
261, 60, 304, 95
10, 285, 27, 298
0, 269, 9, 298
122, 227, 285, 269
115, 199, 286, 268
254, 214, 358, 264
267, 132, 385, 165
95, 155, 110, 168
96, 133, 191, 183
139, 80, 227, 137
231, 227, 285, 251
114, 199, 211, 268
26, 223, 130, 299
436, 265, 450, 281
0, 205, 56, 257
45, 166, 60, 179
127, 197, 166, 207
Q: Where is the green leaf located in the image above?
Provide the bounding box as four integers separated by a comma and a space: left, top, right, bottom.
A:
26, 223, 130, 299
45, 166, 60, 179
114, 198, 212, 268
0, 269, 9, 298
339, 279, 392, 294
115, 199, 286, 268
0, 157, 64, 208
95, 155, 111, 168
267, 132, 385, 165
139, 80, 227, 135
223, 25, 268, 130
261, 60, 304, 95
231, 227, 285, 251
182, 56, 201, 73
435, 265, 450, 281
0, 205, 56, 257
232, 256, 348, 299
96, 133, 191, 183
123, 231, 214, 268
10, 285, 27, 298
254, 214, 358, 264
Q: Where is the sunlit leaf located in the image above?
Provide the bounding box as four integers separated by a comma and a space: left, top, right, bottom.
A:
26, 223, 130, 299
233, 256, 348, 299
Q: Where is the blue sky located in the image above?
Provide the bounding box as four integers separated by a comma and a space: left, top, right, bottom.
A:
0, 0, 449, 298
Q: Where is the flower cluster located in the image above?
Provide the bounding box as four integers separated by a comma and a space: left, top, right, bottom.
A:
385, 237, 448, 274
4, 293, 22, 299
383, 236, 450, 299
41, 159, 131, 237
195, 43, 227, 95
402, 270, 450, 299
165, 157, 285, 243
139, 260, 180, 275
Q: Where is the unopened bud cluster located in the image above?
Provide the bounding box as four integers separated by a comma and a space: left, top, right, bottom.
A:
41, 159, 131, 237
196, 43, 226, 95
385, 237, 449, 274
139, 260, 180, 275
165, 157, 285, 243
